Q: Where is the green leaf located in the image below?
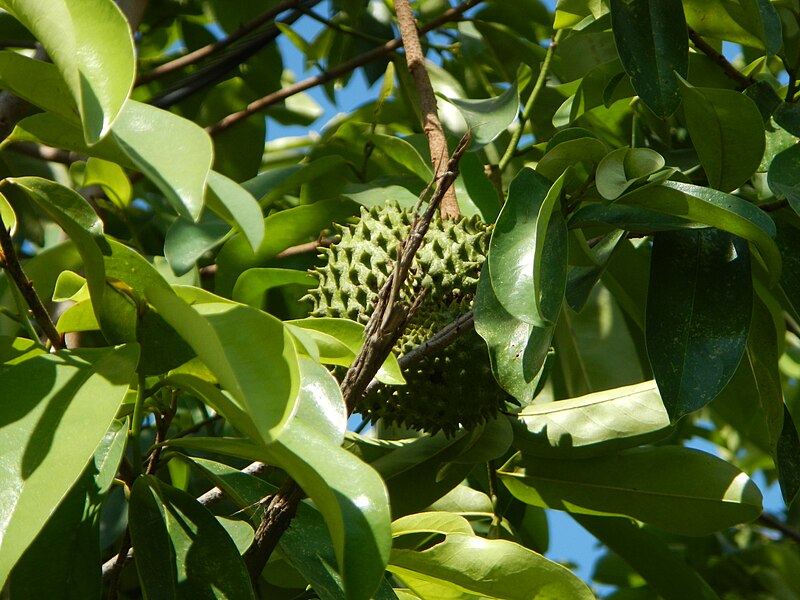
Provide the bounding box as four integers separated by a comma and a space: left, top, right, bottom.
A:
513, 381, 672, 459
683, 0, 775, 49
618, 181, 781, 284
474, 267, 553, 404
569, 202, 702, 232
565, 230, 626, 313
368, 134, 433, 181
164, 214, 230, 276
610, 0, 688, 118
0, 0, 135, 143
488, 168, 567, 326
388, 531, 594, 600
444, 82, 520, 150
535, 137, 608, 182
681, 83, 765, 191
147, 288, 300, 444
215, 198, 357, 296
499, 446, 763, 536
7, 101, 214, 220
768, 144, 800, 215
573, 515, 720, 600
206, 171, 265, 252
8, 419, 128, 599
288, 317, 404, 385
778, 406, 800, 507
595, 148, 665, 200
553, 287, 646, 398
0, 345, 138, 584
232, 268, 317, 308
135, 476, 256, 599
646, 229, 752, 420
0, 51, 77, 123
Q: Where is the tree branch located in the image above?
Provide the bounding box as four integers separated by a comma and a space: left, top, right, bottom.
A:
758, 512, 800, 543
0, 211, 63, 350
395, 0, 459, 218
206, 0, 483, 136
136, 0, 301, 86
688, 27, 753, 90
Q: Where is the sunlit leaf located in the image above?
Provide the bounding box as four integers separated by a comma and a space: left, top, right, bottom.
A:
500, 446, 763, 536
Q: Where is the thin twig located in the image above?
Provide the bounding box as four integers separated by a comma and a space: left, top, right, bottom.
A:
498, 29, 563, 173
6, 142, 75, 165
136, 0, 299, 86
395, 0, 458, 218
0, 212, 63, 350
207, 0, 483, 136
758, 512, 800, 543
688, 27, 753, 90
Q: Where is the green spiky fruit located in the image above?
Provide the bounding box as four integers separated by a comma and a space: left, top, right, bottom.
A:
307, 203, 508, 435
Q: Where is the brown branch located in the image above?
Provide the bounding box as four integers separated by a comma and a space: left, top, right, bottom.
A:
206, 0, 483, 137
394, 0, 458, 218
688, 27, 753, 90
0, 213, 63, 349
136, 0, 298, 86
758, 512, 800, 543
242, 131, 472, 581
5, 142, 75, 165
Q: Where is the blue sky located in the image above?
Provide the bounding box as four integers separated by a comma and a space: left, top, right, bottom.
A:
263, 1, 786, 592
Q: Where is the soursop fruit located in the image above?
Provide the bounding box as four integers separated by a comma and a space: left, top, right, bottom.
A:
307, 202, 508, 435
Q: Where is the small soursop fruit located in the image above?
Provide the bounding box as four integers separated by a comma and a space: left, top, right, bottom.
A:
307, 202, 508, 435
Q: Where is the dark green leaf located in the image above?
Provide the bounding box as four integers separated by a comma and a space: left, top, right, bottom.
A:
681, 83, 765, 191
647, 229, 752, 420
129, 477, 177, 599
573, 515, 720, 600
474, 266, 553, 404
768, 144, 800, 215
596, 147, 665, 200
611, 0, 688, 117
778, 406, 800, 507
618, 181, 780, 284
488, 168, 567, 326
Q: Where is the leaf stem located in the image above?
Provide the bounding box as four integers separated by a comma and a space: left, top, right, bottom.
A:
498, 29, 564, 174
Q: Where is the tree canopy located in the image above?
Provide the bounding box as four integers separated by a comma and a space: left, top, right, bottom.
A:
0, 0, 799, 598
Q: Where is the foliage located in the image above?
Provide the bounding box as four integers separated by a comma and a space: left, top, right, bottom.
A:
0, 0, 799, 598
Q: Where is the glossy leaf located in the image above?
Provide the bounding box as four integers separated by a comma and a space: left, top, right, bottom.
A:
610, 0, 688, 117
768, 144, 800, 215
778, 406, 800, 507
474, 266, 553, 404
488, 168, 567, 326
206, 171, 265, 252
681, 83, 765, 191
595, 147, 665, 200
8, 419, 127, 599
569, 202, 702, 232
7, 101, 214, 220
215, 198, 357, 295
499, 446, 763, 536
232, 267, 317, 308
388, 529, 594, 600
573, 515, 720, 600
0, 51, 77, 122
513, 381, 672, 459
0, 0, 134, 143
565, 230, 626, 313
164, 215, 230, 277
683, 0, 776, 49
535, 137, 608, 182
288, 317, 404, 384
445, 82, 520, 150
646, 229, 752, 420
0, 345, 138, 584
368, 134, 433, 181
147, 288, 300, 444
619, 181, 781, 284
